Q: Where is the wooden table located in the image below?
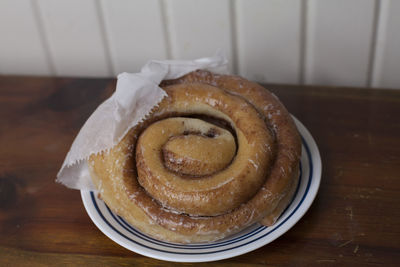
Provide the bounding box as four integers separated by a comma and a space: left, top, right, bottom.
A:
1, 76, 399, 266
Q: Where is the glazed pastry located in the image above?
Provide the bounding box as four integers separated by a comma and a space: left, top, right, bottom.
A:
89, 70, 301, 243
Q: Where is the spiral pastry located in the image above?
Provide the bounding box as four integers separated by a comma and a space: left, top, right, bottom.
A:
89, 70, 301, 243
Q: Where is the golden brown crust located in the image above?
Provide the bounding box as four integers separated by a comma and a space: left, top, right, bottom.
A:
135, 85, 274, 217
89, 70, 302, 243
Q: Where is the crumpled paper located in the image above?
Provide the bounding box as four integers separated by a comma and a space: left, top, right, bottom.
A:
56, 51, 229, 191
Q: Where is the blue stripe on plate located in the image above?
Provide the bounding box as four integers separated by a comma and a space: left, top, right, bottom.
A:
110, 207, 265, 249
90, 136, 313, 255
107, 160, 302, 249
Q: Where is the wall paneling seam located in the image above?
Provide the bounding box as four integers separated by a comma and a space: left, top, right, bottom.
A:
31, 0, 56, 75
229, 0, 239, 75
299, 0, 308, 85
371, 0, 390, 88
304, 0, 316, 85
367, 0, 381, 87
95, 0, 114, 76
160, 0, 173, 59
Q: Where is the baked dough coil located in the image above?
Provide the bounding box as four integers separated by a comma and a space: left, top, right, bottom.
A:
89, 70, 301, 243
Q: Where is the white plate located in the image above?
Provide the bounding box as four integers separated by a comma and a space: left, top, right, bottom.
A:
81, 116, 321, 262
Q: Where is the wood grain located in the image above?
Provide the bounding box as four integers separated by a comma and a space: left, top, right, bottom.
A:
0, 76, 399, 266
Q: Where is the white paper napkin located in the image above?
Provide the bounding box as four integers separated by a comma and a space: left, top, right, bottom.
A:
56, 51, 229, 190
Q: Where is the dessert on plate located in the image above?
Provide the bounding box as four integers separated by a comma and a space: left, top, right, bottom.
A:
88, 70, 301, 243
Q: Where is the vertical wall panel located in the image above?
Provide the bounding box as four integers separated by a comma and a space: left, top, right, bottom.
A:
305, 0, 375, 87
165, 0, 234, 71
1, 0, 400, 88
372, 0, 400, 89
236, 0, 302, 84
100, 0, 168, 75
37, 0, 111, 77
0, 0, 51, 75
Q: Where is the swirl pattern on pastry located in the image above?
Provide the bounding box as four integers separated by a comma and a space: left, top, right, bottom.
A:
89, 70, 301, 243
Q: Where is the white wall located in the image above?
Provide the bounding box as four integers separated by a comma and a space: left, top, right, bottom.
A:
0, 0, 399, 89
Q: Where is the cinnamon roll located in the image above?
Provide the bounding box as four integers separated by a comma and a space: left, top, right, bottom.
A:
89, 70, 301, 243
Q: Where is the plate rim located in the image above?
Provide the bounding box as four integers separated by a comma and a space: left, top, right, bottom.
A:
81, 116, 321, 262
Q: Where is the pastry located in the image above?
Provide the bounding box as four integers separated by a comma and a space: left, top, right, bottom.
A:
89, 70, 301, 243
